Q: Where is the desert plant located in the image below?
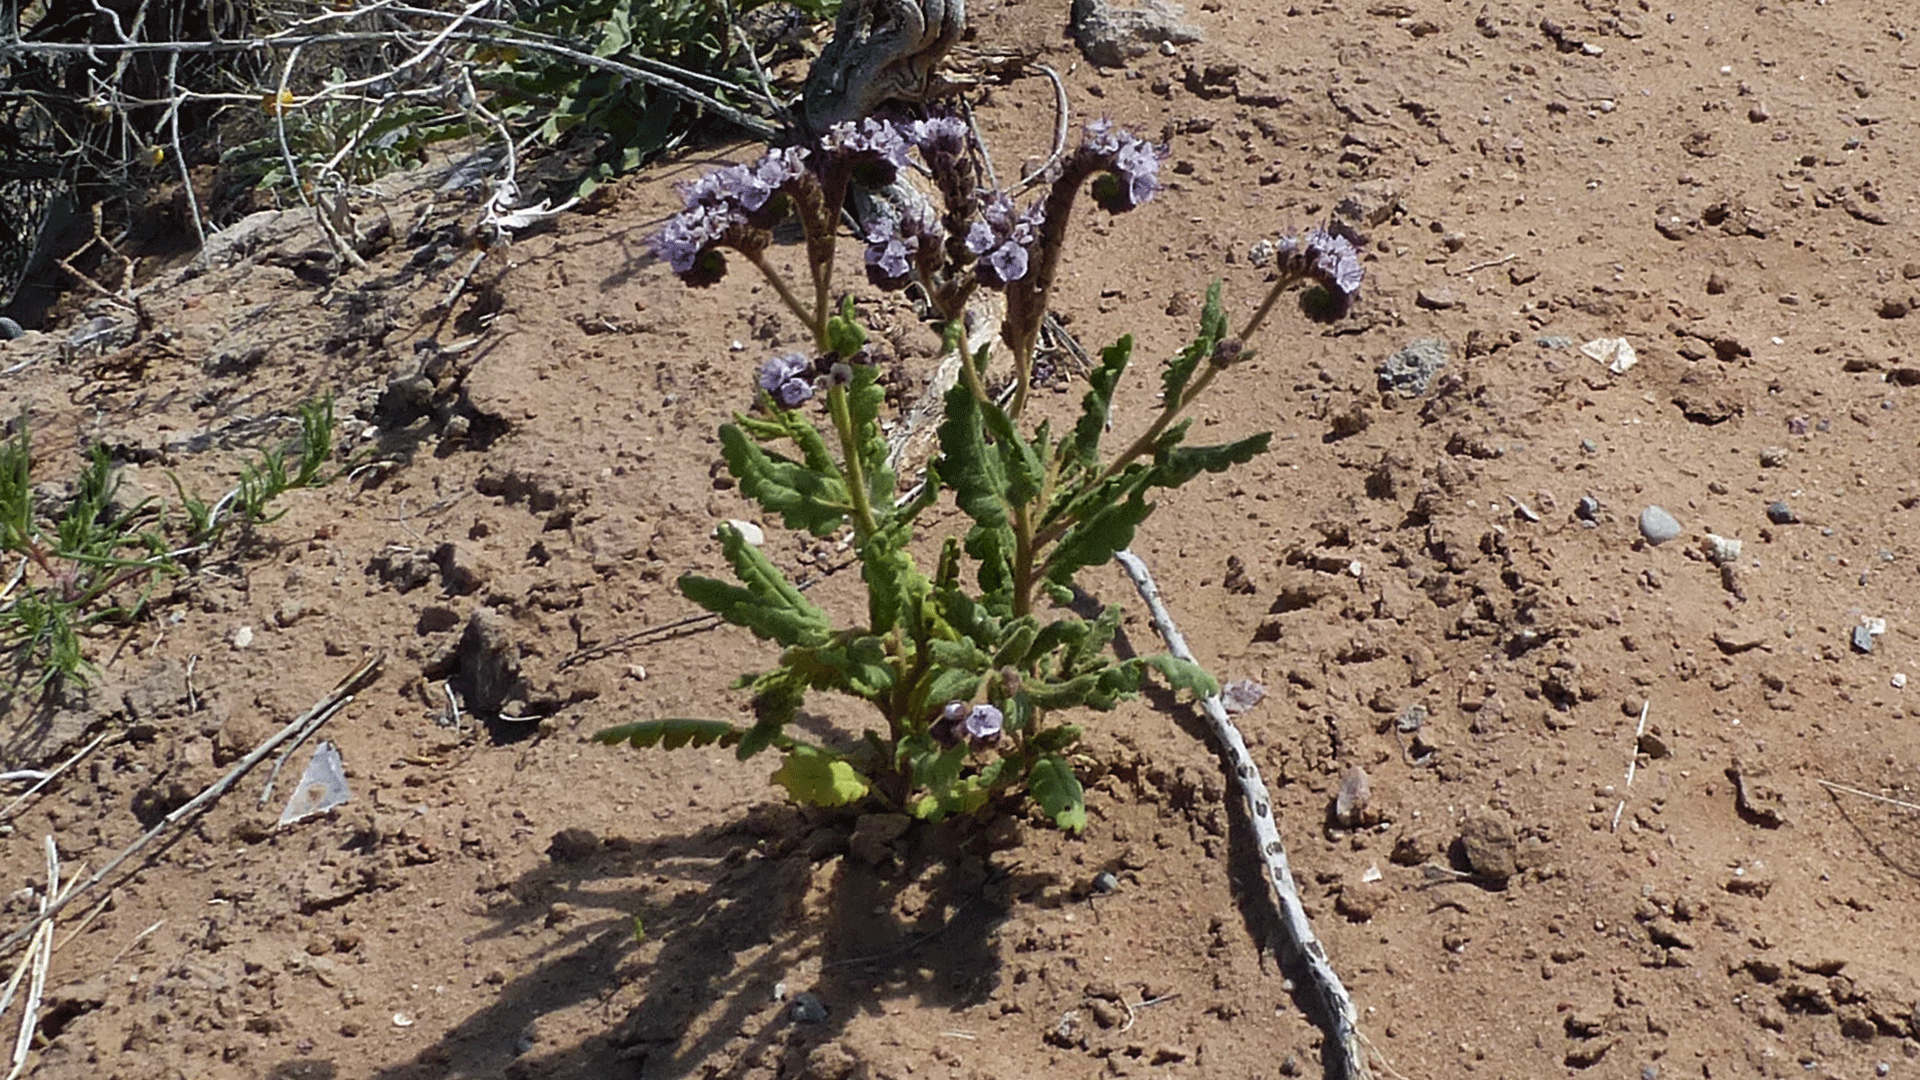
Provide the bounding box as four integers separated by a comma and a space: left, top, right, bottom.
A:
596, 117, 1363, 829
0, 397, 342, 693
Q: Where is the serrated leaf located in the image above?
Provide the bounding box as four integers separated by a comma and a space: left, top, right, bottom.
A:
677, 524, 830, 647
720, 423, 849, 537
737, 668, 805, 758
938, 380, 1010, 532
1151, 431, 1271, 489
593, 717, 743, 750
977, 396, 1044, 507
771, 746, 871, 807
1065, 336, 1132, 470
1161, 283, 1225, 407
1029, 755, 1087, 832
782, 635, 896, 698
991, 616, 1040, 669
1139, 653, 1220, 698
924, 666, 984, 708
1027, 723, 1083, 753
1043, 495, 1154, 588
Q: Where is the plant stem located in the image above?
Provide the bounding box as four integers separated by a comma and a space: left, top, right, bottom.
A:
1238, 268, 1305, 343
743, 250, 825, 347
826, 384, 878, 539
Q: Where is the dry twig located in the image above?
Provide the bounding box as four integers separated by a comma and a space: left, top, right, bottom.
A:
1113, 548, 1372, 1080
0, 653, 381, 959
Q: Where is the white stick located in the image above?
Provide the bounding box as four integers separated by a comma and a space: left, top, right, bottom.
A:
1611, 699, 1649, 833
1113, 549, 1373, 1080
1817, 779, 1920, 814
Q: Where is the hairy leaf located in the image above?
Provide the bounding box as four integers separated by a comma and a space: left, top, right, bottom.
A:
1161, 281, 1225, 406
678, 524, 830, 647
1139, 653, 1220, 698
783, 634, 896, 698
771, 746, 871, 807
1042, 494, 1153, 588
1028, 755, 1087, 832
720, 423, 849, 537
1065, 336, 1132, 471
594, 717, 744, 751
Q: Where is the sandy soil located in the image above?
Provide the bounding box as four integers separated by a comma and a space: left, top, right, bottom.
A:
3, 1, 1920, 1078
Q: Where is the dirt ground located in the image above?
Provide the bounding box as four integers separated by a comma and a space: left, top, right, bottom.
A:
3, 0, 1920, 1077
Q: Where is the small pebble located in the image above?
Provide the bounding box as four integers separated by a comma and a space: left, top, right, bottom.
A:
1638, 506, 1682, 545
790, 992, 827, 1024
232, 625, 255, 649
1090, 870, 1120, 894
1851, 626, 1875, 654
1893, 673, 1908, 690
1758, 446, 1788, 468
1766, 501, 1798, 525
1576, 495, 1601, 522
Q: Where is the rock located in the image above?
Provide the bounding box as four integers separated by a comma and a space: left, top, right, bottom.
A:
1334, 180, 1402, 228
1701, 533, 1742, 566
790, 991, 828, 1024
1070, 0, 1201, 67
1415, 285, 1460, 310
1333, 765, 1371, 827
0, 317, 22, 340
1638, 506, 1682, 545
1575, 495, 1601, 522
1378, 338, 1450, 397
1458, 811, 1519, 881
1706, 272, 1729, 295
1758, 445, 1788, 467
453, 608, 529, 717
547, 828, 600, 862
1852, 625, 1875, 654
1766, 500, 1797, 524
1712, 625, 1769, 654
1336, 880, 1389, 922
1726, 758, 1790, 828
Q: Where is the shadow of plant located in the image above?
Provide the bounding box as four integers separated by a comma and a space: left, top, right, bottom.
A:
361, 802, 1053, 1080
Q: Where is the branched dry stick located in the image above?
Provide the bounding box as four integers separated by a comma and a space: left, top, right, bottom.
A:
0, 653, 382, 959
1113, 548, 1373, 1080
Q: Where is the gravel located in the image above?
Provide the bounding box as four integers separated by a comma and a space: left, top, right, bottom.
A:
1639, 505, 1682, 544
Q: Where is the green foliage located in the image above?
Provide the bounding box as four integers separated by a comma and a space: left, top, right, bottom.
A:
0, 398, 342, 695
484, 0, 835, 191
592, 123, 1364, 835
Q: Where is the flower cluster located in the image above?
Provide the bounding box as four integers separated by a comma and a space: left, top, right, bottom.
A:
649, 146, 811, 286
863, 200, 942, 290
757, 352, 816, 407
820, 118, 913, 188
965, 193, 1047, 287
1278, 227, 1365, 319
1081, 119, 1167, 214
931, 700, 1004, 750
905, 116, 970, 168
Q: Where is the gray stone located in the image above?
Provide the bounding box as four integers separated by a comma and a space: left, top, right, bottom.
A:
0, 316, 22, 340
1852, 625, 1875, 654
1766, 501, 1797, 524
1070, 0, 1201, 67
1638, 506, 1682, 544
1378, 338, 1450, 397
790, 991, 828, 1024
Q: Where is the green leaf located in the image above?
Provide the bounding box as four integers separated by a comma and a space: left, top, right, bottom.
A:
1043, 494, 1153, 588
938, 380, 1010, 532
1139, 653, 1220, 698
783, 635, 896, 698
738, 668, 806, 758
678, 524, 830, 647
720, 423, 849, 537
826, 295, 867, 358
1027, 723, 1083, 754
771, 746, 871, 807
1160, 282, 1224, 406
1065, 336, 1132, 470
924, 666, 985, 709
593, 717, 744, 750
1152, 431, 1271, 489
991, 616, 1040, 670
1029, 755, 1087, 832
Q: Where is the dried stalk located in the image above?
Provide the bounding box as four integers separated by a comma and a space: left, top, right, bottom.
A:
1113, 548, 1373, 1080
0, 653, 382, 958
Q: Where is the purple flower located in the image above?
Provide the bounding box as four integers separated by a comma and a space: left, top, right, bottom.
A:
961, 704, 1003, 748
1082, 120, 1167, 213
649, 203, 734, 286
651, 147, 810, 284
906, 116, 970, 165
863, 201, 940, 290
965, 193, 1046, 287
930, 700, 1003, 750
757, 352, 815, 407
1277, 226, 1365, 319
822, 119, 912, 187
